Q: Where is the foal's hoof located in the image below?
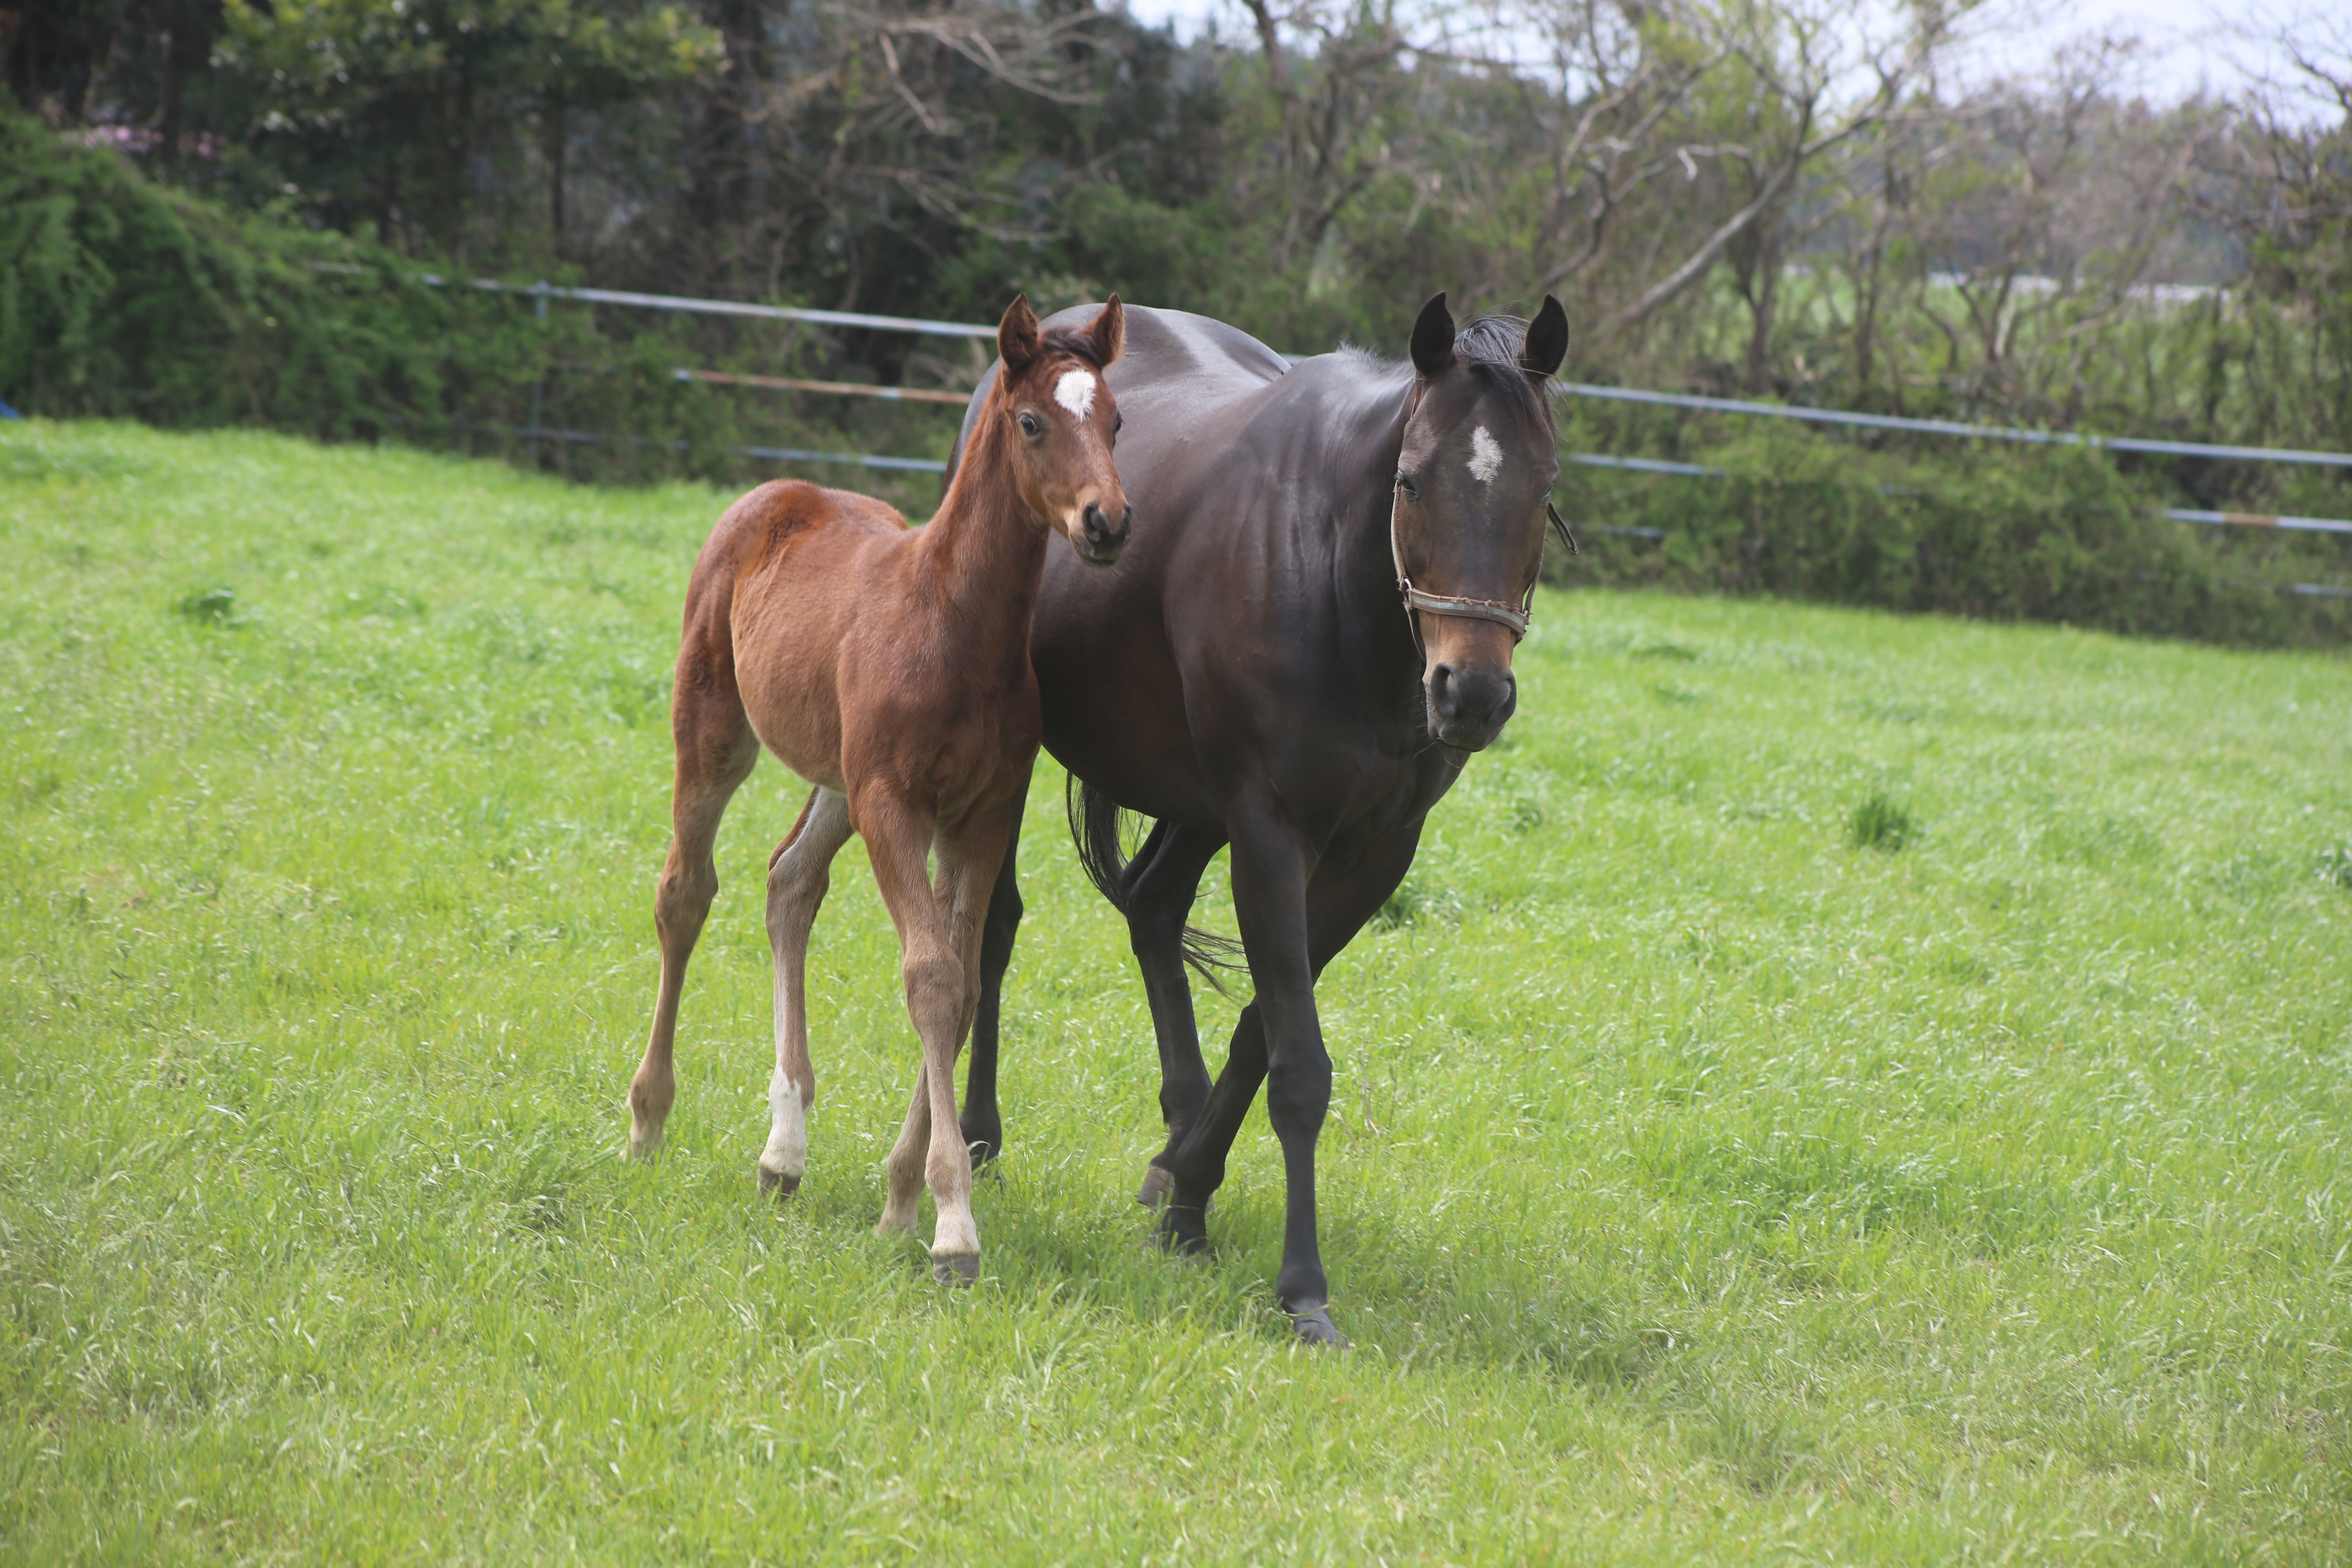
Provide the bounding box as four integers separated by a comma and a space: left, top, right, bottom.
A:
932, 1253, 981, 1287
1287, 1304, 1350, 1348
756, 1165, 800, 1198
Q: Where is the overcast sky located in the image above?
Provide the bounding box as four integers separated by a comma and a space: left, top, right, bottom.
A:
1108, 0, 2326, 108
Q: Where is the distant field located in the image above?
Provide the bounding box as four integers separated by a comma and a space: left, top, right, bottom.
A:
3, 420, 2348, 1565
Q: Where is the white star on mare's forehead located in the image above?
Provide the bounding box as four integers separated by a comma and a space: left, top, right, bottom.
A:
1054, 369, 1097, 419
1468, 425, 1503, 485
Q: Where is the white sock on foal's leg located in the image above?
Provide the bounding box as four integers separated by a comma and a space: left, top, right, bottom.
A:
757, 1071, 807, 1194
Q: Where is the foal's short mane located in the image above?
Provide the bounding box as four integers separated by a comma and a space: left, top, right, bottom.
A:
1341, 313, 1558, 434
990, 324, 1118, 406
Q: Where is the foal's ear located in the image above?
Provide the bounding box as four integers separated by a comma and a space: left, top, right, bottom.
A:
1079, 293, 1125, 368
1521, 294, 1569, 380
998, 293, 1043, 374
1409, 292, 1456, 379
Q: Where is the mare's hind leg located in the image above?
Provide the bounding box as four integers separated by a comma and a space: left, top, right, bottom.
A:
758, 786, 854, 1194
960, 770, 1029, 1167
627, 681, 760, 1159
869, 797, 1012, 1281
1123, 821, 1229, 1208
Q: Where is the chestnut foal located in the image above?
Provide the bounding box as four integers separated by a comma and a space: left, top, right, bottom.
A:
625, 296, 1129, 1282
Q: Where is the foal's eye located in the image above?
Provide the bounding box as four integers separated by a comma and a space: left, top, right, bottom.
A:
1018, 412, 1042, 438
1113, 414, 1123, 436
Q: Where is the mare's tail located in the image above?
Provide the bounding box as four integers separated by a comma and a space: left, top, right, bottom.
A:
1067, 777, 1245, 991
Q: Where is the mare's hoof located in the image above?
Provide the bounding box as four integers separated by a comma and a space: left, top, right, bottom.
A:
932, 1253, 981, 1287
1287, 1305, 1350, 1348
756, 1165, 800, 1198
1136, 1165, 1211, 1215
1158, 1207, 1213, 1257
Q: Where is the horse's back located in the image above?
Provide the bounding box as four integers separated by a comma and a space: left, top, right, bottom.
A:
1105, 305, 1290, 399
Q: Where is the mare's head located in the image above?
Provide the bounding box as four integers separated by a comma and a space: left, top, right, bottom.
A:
1391, 291, 1569, 750
990, 293, 1131, 565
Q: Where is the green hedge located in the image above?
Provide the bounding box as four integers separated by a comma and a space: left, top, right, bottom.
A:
0, 115, 959, 502
1555, 423, 2350, 646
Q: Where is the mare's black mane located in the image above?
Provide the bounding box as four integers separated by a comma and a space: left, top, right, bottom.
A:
1343, 313, 1556, 433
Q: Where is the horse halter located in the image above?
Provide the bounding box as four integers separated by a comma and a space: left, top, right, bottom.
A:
1387, 472, 1577, 648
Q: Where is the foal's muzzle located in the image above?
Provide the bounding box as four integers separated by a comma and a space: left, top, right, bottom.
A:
1077, 501, 1132, 564
1427, 662, 1516, 750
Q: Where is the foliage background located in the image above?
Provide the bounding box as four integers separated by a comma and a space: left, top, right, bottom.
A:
4, 0, 2352, 637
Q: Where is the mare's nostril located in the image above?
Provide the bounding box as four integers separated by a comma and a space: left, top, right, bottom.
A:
1430, 664, 1458, 716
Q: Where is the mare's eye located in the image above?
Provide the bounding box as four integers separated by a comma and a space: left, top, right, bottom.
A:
1018, 412, 1042, 438
1396, 470, 1419, 500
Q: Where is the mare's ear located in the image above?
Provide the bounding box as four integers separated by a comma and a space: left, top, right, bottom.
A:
1079, 293, 1125, 368
1408, 292, 1456, 379
998, 294, 1043, 375
1521, 294, 1568, 380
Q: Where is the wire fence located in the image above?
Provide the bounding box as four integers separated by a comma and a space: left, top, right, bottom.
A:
371, 270, 2352, 591
1556, 382, 2352, 470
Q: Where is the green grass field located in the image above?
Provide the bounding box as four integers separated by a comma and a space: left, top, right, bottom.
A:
4, 419, 2349, 1565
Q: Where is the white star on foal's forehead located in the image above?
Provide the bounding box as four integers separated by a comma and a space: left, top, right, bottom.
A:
1467, 425, 1504, 485
1053, 369, 1098, 419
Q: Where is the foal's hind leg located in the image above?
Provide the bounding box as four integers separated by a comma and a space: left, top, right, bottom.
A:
627, 671, 760, 1159
758, 786, 854, 1195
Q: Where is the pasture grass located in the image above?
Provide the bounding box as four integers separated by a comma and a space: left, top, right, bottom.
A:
4, 419, 2349, 1565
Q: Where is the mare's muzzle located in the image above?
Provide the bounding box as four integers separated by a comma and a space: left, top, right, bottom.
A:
1426, 660, 1516, 750
1078, 501, 1132, 564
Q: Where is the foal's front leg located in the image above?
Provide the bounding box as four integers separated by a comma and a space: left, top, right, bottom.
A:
864, 795, 1011, 1282
759, 786, 854, 1195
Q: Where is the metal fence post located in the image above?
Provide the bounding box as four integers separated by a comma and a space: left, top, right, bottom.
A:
528, 280, 550, 466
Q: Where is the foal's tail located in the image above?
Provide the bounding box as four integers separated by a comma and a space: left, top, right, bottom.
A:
1067, 777, 1245, 992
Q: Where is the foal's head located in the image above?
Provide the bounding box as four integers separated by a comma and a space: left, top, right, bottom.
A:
1391, 291, 1569, 751
990, 294, 1131, 565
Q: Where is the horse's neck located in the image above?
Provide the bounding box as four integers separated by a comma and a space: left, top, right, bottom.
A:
916, 432, 1047, 646
1329, 382, 1423, 690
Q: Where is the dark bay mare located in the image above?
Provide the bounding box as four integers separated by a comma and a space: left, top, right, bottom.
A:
948, 294, 1570, 1344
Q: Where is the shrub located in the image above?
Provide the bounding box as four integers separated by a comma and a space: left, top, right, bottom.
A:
1556, 419, 2350, 646
0, 113, 956, 497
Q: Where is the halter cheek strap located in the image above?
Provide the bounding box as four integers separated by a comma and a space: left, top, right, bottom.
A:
1388, 474, 1544, 645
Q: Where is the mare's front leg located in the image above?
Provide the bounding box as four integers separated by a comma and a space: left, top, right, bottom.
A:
865, 794, 1011, 1282
1156, 822, 1424, 1345
960, 769, 1029, 1167
628, 670, 760, 1159
758, 786, 854, 1194
1216, 804, 1339, 1338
